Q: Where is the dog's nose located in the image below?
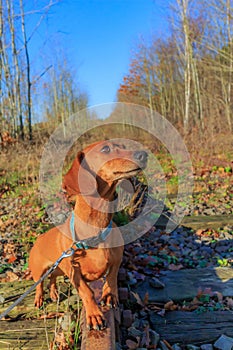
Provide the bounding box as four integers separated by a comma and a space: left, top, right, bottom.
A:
133, 150, 148, 164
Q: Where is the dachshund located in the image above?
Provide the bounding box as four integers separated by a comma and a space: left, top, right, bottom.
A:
29, 140, 147, 330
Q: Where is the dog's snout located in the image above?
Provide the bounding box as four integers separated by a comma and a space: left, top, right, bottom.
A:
133, 150, 148, 165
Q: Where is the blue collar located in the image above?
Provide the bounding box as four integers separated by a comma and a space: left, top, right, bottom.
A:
70, 211, 113, 249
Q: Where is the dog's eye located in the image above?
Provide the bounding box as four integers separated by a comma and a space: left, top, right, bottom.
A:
101, 145, 111, 153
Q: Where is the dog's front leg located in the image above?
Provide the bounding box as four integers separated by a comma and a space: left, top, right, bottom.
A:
69, 266, 105, 330
101, 247, 123, 308
101, 267, 119, 308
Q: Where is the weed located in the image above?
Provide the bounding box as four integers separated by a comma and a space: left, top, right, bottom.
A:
114, 210, 129, 226
217, 258, 229, 267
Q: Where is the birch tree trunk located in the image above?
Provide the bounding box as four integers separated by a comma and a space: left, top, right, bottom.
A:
225, 0, 232, 131
176, 0, 192, 133
7, 0, 24, 140
20, 0, 32, 140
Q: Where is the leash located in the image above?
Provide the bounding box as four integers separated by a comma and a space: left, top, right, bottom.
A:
0, 213, 113, 320
0, 247, 75, 320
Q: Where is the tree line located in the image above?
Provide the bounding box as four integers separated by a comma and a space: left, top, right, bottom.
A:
0, 0, 88, 142
1, 0, 232, 152
117, 0, 233, 150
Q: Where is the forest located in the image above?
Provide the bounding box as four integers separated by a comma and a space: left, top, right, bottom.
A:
0, 0, 232, 158
0, 0, 88, 144
118, 0, 233, 156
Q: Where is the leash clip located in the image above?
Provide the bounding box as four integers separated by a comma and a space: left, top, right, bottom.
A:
54, 247, 75, 268
62, 248, 75, 258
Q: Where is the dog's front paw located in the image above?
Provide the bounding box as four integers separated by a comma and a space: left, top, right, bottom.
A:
34, 294, 44, 308
85, 303, 106, 330
50, 285, 59, 302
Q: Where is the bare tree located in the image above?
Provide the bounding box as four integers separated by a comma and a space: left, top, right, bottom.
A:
117, 0, 232, 147
0, 0, 61, 140
173, 0, 193, 132
42, 55, 88, 132
202, 0, 233, 132
7, 0, 24, 139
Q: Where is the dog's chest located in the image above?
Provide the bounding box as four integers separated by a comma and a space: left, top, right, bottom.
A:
73, 248, 112, 281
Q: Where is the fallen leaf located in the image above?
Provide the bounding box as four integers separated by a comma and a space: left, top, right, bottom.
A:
23, 269, 32, 280
163, 339, 173, 350
143, 292, 149, 305
126, 338, 140, 349
168, 263, 183, 271
164, 300, 177, 311
8, 255, 17, 264
192, 297, 201, 305
131, 291, 144, 307
6, 271, 19, 282
196, 287, 213, 304
40, 312, 64, 319
196, 229, 205, 236
141, 328, 150, 347
226, 297, 233, 308
4, 242, 15, 255
51, 330, 69, 349
157, 309, 165, 317
0, 218, 4, 227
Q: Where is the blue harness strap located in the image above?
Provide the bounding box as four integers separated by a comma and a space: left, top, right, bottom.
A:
70, 211, 112, 249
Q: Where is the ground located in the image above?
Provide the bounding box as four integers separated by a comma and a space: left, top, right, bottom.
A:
0, 142, 233, 349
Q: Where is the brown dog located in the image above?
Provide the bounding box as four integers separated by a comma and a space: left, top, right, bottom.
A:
29, 141, 147, 329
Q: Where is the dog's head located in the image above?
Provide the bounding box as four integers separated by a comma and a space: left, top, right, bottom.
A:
63, 141, 147, 199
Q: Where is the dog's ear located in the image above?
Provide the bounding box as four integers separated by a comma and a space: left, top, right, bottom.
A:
62, 151, 97, 197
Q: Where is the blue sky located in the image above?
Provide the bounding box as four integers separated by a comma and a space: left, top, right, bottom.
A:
34, 0, 168, 107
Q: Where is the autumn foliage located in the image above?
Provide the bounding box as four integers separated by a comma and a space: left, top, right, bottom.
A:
118, 1, 233, 155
